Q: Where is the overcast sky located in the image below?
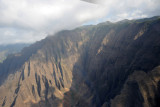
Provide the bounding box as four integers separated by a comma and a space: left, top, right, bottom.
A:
0, 0, 160, 44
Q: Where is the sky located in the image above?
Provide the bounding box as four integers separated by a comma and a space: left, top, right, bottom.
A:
0, 0, 160, 44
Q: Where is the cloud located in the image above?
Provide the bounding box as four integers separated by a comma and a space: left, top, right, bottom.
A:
0, 0, 160, 44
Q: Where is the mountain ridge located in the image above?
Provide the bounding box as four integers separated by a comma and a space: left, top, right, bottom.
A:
0, 43, 30, 63
0, 16, 160, 107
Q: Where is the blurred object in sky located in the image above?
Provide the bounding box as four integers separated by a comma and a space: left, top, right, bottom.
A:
81, 0, 103, 4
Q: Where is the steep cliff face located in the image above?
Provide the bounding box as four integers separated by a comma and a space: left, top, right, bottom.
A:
112, 66, 160, 107
0, 16, 160, 107
0, 28, 93, 107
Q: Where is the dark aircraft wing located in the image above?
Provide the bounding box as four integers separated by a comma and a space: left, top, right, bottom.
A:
81, 0, 99, 4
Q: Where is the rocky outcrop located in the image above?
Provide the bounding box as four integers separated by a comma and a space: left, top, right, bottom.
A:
111, 66, 160, 107
0, 16, 160, 107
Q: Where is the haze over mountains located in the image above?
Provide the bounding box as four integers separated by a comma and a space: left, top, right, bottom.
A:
0, 16, 160, 107
0, 44, 30, 63
0, 0, 159, 44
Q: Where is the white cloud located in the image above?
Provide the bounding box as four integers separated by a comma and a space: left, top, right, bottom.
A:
0, 0, 160, 44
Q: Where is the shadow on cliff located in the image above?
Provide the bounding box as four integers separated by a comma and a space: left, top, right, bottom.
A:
62, 18, 160, 107
31, 86, 62, 107
19, 17, 160, 107
0, 39, 46, 86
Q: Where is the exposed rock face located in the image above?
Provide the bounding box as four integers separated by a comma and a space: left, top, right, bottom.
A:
0, 16, 160, 107
112, 67, 160, 107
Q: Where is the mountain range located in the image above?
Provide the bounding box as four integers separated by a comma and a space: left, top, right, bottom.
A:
0, 16, 160, 107
0, 44, 30, 63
